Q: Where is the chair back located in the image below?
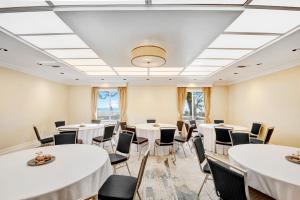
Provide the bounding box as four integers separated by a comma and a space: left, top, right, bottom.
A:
215, 127, 232, 144
147, 119, 156, 123
207, 155, 249, 200
230, 132, 249, 146
33, 126, 41, 141
55, 121, 65, 128
193, 137, 206, 167
116, 132, 134, 154
103, 125, 115, 140
91, 119, 101, 124
185, 123, 190, 134
186, 126, 195, 141
190, 120, 196, 127
176, 120, 184, 132
250, 122, 262, 136
54, 132, 76, 145
160, 128, 176, 144
264, 127, 274, 144
214, 120, 224, 124
135, 150, 150, 191
113, 121, 120, 134
120, 121, 127, 130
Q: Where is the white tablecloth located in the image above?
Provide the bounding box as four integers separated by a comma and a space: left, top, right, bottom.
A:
198, 123, 248, 153
229, 144, 300, 200
58, 124, 104, 144
135, 123, 177, 154
0, 144, 112, 200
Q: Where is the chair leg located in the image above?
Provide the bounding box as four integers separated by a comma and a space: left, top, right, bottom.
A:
181, 143, 186, 157
172, 145, 176, 164
113, 166, 116, 174
125, 162, 131, 176
110, 140, 114, 152
187, 141, 193, 153
198, 174, 208, 196
137, 190, 142, 200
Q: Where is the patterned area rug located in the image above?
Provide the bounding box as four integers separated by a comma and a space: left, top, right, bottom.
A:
105, 144, 274, 200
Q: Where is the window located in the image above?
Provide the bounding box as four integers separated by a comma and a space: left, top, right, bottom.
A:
97, 89, 120, 121
183, 90, 205, 122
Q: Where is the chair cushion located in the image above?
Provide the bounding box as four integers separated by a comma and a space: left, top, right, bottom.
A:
203, 163, 211, 174
98, 175, 137, 200
155, 139, 173, 146
133, 137, 148, 144
93, 136, 111, 143
109, 153, 128, 165
250, 138, 264, 144
174, 135, 186, 143
40, 137, 54, 144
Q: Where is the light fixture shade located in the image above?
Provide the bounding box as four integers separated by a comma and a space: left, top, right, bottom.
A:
131, 45, 166, 68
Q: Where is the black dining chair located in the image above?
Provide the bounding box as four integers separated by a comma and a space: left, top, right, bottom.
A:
54, 132, 77, 145
92, 125, 115, 151
190, 119, 199, 133
214, 120, 224, 124
109, 132, 134, 175
98, 150, 150, 200
174, 125, 195, 157
250, 126, 275, 144
176, 120, 184, 134
147, 119, 156, 123
193, 137, 211, 196
33, 126, 54, 146
58, 128, 82, 144
91, 119, 101, 124
154, 128, 176, 160
54, 121, 65, 128
230, 132, 250, 146
249, 122, 263, 138
207, 155, 250, 200
215, 127, 233, 154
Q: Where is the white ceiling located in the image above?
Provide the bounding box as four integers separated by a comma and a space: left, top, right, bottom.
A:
0, 2, 300, 86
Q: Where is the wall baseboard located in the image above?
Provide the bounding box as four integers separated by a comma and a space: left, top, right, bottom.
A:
0, 140, 40, 155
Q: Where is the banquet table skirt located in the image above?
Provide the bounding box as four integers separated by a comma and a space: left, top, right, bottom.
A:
0, 145, 113, 200
198, 123, 248, 154
229, 144, 300, 200
58, 124, 105, 144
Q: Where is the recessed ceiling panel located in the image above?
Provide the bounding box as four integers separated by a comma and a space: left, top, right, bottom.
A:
0, 11, 73, 34
199, 49, 252, 59
63, 58, 106, 65
152, 0, 247, 4
85, 71, 116, 75
118, 71, 147, 75
46, 49, 98, 58
181, 71, 212, 76
209, 34, 278, 49
185, 66, 221, 71
191, 59, 235, 66
250, 0, 300, 7
0, 0, 48, 8
226, 9, 300, 34
51, 0, 145, 5
75, 65, 112, 71
21, 35, 88, 49
149, 71, 179, 75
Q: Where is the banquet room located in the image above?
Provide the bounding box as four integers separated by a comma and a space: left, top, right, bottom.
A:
1, 0, 300, 200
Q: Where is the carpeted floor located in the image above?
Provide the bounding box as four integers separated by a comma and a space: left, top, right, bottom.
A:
103, 143, 274, 200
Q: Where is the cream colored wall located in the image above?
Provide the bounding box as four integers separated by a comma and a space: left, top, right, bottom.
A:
0, 67, 69, 150
227, 66, 300, 147
127, 86, 178, 124
68, 86, 92, 124
211, 86, 228, 123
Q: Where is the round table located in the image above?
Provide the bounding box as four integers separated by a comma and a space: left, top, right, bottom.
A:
0, 144, 113, 200
198, 123, 248, 153
58, 124, 104, 144
135, 123, 177, 154
229, 144, 300, 200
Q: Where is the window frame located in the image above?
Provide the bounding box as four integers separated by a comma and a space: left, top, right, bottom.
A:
184, 88, 205, 123
96, 88, 120, 121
